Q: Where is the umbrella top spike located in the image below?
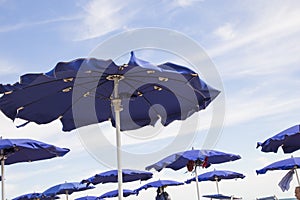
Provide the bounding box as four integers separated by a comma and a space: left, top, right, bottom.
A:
106, 75, 124, 81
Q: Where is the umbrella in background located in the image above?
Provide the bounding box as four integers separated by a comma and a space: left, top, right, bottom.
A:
12, 193, 59, 200
202, 194, 242, 199
185, 169, 245, 194
0, 138, 70, 200
42, 182, 95, 200
257, 125, 300, 153
74, 196, 98, 200
146, 149, 241, 200
81, 169, 153, 186
256, 157, 300, 191
135, 179, 184, 192
98, 189, 137, 199
0, 51, 220, 200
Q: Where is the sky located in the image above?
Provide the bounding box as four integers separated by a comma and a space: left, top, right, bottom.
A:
1, 0, 300, 199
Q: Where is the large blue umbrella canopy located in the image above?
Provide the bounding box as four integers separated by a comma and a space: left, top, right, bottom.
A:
82, 169, 152, 186
202, 194, 242, 199
12, 193, 59, 200
256, 157, 300, 174
257, 125, 300, 153
98, 189, 137, 199
0, 138, 70, 200
135, 179, 184, 193
42, 182, 95, 200
0, 52, 220, 200
185, 169, 245, 194
145, 149, 241, 172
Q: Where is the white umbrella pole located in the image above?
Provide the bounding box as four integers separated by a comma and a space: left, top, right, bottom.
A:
66, 191, 69, 200
1, 150, 5, 200
112, 77, 123, 200
294, 168, 300, 186
215, 178, 220, 194
194, 166, 201, 200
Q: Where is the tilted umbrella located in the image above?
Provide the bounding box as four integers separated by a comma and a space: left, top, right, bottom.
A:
257, 125, 300, 153
0, 138, 70, 200
202, 194, 242, 199
98, 189, 137, 199
81, 169, 153, 186
256, 156, 300, 191
42, 182, 95, 200
185, 169, 245, 194
0, 52, 220, 200
12, 193, 59, 200
146, 149, 241, 200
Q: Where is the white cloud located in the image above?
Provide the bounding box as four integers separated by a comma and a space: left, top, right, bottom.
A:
213, 23, 236, 41
75, 0, 135, 40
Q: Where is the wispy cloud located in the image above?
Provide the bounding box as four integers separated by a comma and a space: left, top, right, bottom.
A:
74, 0, 136, 40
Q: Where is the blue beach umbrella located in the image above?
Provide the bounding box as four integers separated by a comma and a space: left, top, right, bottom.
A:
185, 169, 245, 194
257, 125, 300, 153
0, 52, 220, 200
12, 193, 59, 200
74, 196, 98, 200
202, 194, 242, 199
81, 169, 152, 186
98, 189, 137, 199
0, 138, 70, 200
146, 149, 241, 200
136, 179, 184, 192
42, 182, 95, 200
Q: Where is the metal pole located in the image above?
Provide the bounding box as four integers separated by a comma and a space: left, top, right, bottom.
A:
294, 168, 300, 186
66, 191, 68, 200
1, 149, 5, 200
215, 177, 220, 194
112, 77, 123, 200
194, 166, 201, 200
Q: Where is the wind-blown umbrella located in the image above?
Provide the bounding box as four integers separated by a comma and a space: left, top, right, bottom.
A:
0, 52, 220, 200
74, 196, 98, 200
42, 182, 95, 200
257, 125, 300, 153
146, 149, 241, 200
185, 169, 245, 194
12, 193, 59, 200
0, 138, 70, 200
81, 169, 153, 186
256, 157, 300, 191
98, 189, 137, 199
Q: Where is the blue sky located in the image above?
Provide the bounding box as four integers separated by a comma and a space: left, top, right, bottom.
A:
1, 0, 300, 199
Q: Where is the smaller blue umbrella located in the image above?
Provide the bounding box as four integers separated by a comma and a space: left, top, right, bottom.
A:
202, 194, 242, 199
98, 189, 137, 199
12, 193, 59, 200
74, 196, 98, 200
256, 157, 300, 187
135, 179, 184, 194
81, 169, 153, 186
42, 182, 95, 200
257, 125, 300, 153
185, 170, 245, 194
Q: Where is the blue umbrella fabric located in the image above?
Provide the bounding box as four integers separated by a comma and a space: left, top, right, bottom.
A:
185, 169, 245, 194
256, 157, 300, 191
135, 179, 184, 193
0, 52, 220, 200
185, 170, 245, 183
42, 182, 95, 200
0, 138, 70, 200
81, 169, 153, 186
202, 194, 242, 199
257, 125, 300, 153
98, 189, 137, 199
74, 196, 98, 200
12, 193, 59, 200
0, 51, 220, 132
145, 149, 241, 172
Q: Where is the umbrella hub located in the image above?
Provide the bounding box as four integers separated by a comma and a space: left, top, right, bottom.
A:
106, 75, 124, 81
